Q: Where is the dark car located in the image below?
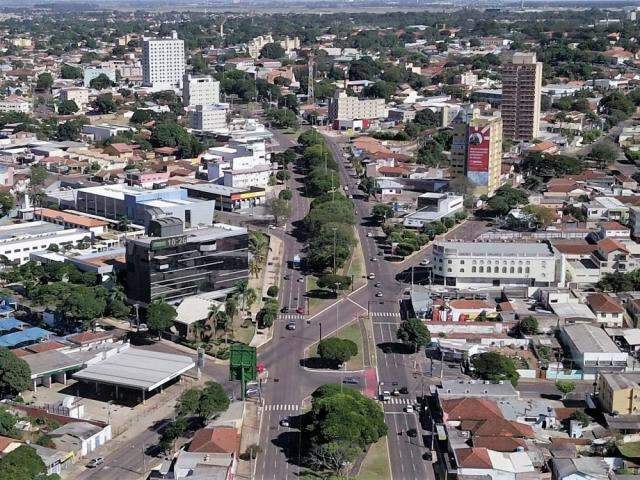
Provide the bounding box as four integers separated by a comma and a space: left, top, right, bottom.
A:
343, 377, 359, 385
407, 428, 418, 438
281, 306, 289, 314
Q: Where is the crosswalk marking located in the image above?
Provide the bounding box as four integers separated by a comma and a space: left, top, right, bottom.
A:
264, 404, 300, 412
371, 312, 401, 318
382, 397, 417, 405
278, 314, 304, 321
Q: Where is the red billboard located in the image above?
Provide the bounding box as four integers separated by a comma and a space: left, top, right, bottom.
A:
466, 125, 491, 173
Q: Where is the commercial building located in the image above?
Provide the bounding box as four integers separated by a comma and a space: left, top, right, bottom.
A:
451, 113, 503, 196
560, 324, 628, 379
124, 219, 249, 305
0, 222, 91, 265
597, 373, 640, 414
205, 140, 272, 189
188, 104, 229, 132
328, 91, 387, 130
73, 184, 216, 231
59, 88, 89, 112
183, 74, 220, 106
81, 123, 135, 143
431, 241, 563, 288
501, 52, 543, 141
182, 183, 266, 211
403, 192, 464, 228
142, 31, 185, 88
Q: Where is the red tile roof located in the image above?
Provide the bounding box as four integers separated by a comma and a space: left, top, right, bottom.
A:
25, 341, 66, 353
597, 238, 628, 254
469, 418, 534, 438
441, 398, 502, 421
449, 299, 494, 310
67, 331, 112, 345
601, 221, 629, 231
472, 436, 527, 452
456, 447, 492, 469
587, 293, 624, 314
0, 435, 20, 452
187, 427, 240, 454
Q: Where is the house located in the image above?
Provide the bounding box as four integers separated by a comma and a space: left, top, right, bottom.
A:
188, 427, 240, 455
173, 451, 235, 480
586, 293, 625, 327
552, 457, 610, 480
49, 421, 112, 457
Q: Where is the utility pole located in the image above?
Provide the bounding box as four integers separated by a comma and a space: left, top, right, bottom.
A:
332, 227, 337, 274
307, 53, 315, 103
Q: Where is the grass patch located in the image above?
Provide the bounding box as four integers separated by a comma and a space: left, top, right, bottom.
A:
619, 441, 640, 458
308, 320, 364, 371
346, 226, 367, 289
306, 275, 332, 311
357, 437, 391, 480
230, 316, 255, 344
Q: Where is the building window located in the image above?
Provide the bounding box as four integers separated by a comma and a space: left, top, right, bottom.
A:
510, 267, 515, 273
479, 266, 484, 273
525, 267, 530, 274
447, 268, 452, 273
460, 260, 465, 265
502, 267, 507, 273
460, 268, 464, 273
518, 267, 523, 274
472, 266, 476, 273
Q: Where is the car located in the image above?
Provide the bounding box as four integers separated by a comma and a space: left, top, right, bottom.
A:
392, 388, 400, 396
296, 306, 305, 315
399, 386, 409, 394
404, 405, 414, 413
268, 224, 276, 230
87, 458, 104, 468
283, 274, 290, 280
297, 277, 304, 283
286, 322, 296, 330
375, 291, 383, 297
370, 257, 378, 262
377, 251, 383, 256
343, 377, 359, 385
246, 388, 259, 396
368, 273, 376, 279
281, 306, 289, 314
280, 417, 290, 427
366, 232, 373, 237
406, 428, 418, 438
381, 391, 391, 401
348, 195, 353, 199
374, 282, 381, 287
420, 259, 430, 266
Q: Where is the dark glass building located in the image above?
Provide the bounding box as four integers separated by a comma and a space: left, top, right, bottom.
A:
125, 221, 249, 306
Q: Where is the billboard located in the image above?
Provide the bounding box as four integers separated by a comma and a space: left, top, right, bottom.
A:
466, 125, 491, 173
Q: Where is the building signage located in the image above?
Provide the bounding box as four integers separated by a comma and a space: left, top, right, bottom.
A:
150, 235, 187, 251
467, 125, 491, 173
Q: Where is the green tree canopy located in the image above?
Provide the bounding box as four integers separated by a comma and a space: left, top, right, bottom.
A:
317, 338, 358, 365
147, 300, 177, 338
518, 316, 539, 336
60, 64, 82, 79
92, 94, 117, 114
89, 73, 114, 90
57, 100, 79, 116
259, 42, 286, 59
36, 72, 54, 91
0, 348, 31, 396
471, 351, 519, 386
396, 318, 431, 352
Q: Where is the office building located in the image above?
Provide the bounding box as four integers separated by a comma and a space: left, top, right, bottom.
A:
183, 74, 220, 106
501, 52, 542, 142
451, 113, 503, 196
560, 324, 627, 379
124, 219, 249, 305
183, 183, 266, 212
328, 91, 387, 130
598, 373, 640, 414
431, 241, 563, 288
403, 193, 464, 228
205, 140, 272, 189
74, 184, 215, 230
142, 31, 185, 88
189, 104, 229, 132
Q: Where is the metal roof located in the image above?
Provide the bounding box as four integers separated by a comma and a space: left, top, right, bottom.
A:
0, 327, 52, 348
72, 346, 195, 391
0, 317, 27, 332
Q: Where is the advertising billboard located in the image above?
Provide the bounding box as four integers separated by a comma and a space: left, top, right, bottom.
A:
466, 125, 491, 173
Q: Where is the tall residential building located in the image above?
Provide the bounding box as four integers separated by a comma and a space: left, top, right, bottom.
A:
451, 111, 503, 197
142, 31, 185, 88
501, 52, 542, 142
183, 74, 220, 106
206, 140, 272, 189
189, 104, 229, 132
328, 91, 387, 130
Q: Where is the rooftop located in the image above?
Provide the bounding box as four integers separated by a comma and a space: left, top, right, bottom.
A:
435, 241, 554, 257
562, 324, 622, 354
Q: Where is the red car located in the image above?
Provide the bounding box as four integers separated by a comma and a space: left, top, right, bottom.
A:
296, 306, 305, 315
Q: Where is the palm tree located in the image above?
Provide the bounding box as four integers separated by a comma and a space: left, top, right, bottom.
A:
233, 281, 249, 311
245, 288, 257, 312
207, 302, 223, 340
117, 216, 131, 238
191, 321, 205, 343
225, 296, 238, 321
248, 232, 269, 265
248, 259, 262, 279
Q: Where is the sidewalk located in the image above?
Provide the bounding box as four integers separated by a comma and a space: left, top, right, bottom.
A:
260, 234, 284, 300
235, 400, 261, 480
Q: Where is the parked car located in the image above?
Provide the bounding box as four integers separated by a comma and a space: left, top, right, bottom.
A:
374, 282, 382, 288
87, 458, 104, 468
280, 417, 290, 427
368, 273, 376, 279
296, 306, 305, 315
375, 291, 383, 297
405, 405, 414, 413
343, 377, 359, 385
286, 322, 296, 330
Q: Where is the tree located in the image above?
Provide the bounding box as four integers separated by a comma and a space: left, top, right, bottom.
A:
197, 381, 230, 418
189, 54, 207, 74
569, 410, 590, 427
471, 352, 519, 386
279, 189, 292, 200
0, 192, 15, 215
57, 100, 79, 116
0, 445, 47, 480
307, 441, 360, 475
60, 64, 82, 79
371, 204, 393, 222
62, 286, 107, 330
89, 73, 113, 90
0, 408, 17, 437
259, 42, 286, 59
317, 338, 358, 366
276, 170, 291, 182
56, 119, 86, 141
147, 300, 177, 339
316, 274, 352, 291
267, 285, 279, 298
36, 73, 53, 91
93, 94, 117, 114
556, 380, 575, 399
0, 348, 30, 397
267, 198, 292, 226
266, 108, 298, 129
518, 316, 539, 335
396, 318, 431, 352
588, 140, 618, 168
150, 122, 202, 159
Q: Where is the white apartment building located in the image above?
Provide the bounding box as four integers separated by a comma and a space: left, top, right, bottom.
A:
59, 88, 89, 112
403, 193, 464, 228
206, 140, 272, 189
0, 222, 91, 265
142, 31, 185, 88
189, 104, 229, 132
183, 74, 220, 106
0, 95, 32, 114
431, 241, 563, 288
328, 91, 387, 126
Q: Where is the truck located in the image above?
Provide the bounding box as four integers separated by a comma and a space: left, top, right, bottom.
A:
292, 254, 301, 270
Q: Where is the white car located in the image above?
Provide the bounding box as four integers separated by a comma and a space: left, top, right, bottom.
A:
268, 225, 276, 230
420, 259, 430, 266
404, 405, 414, 413
366, 232, 373, 237
87, 458, 104, 468
368, 273, 376, 279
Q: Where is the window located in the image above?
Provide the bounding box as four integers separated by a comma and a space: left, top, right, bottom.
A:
510, 267, 515, 273
472, 266, 476, 273
460, 260, 465, 265
448, 260, 452, 264
460, 268, 464, 273
447, 268, 452, 273
525, 267, 530, 274
479, 267, 484, 273
502, 267, 507, 273
518, 267, 523, 274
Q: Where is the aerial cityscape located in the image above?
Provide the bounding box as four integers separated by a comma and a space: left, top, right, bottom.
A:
0, 1, 640, 480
